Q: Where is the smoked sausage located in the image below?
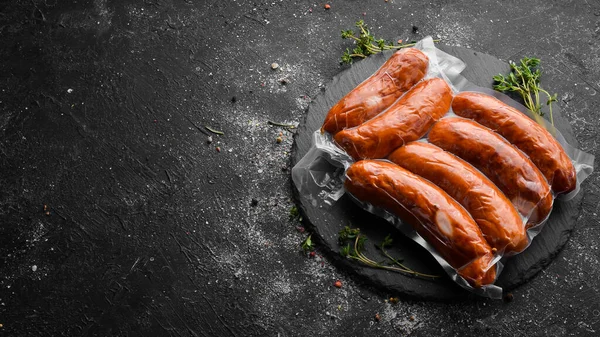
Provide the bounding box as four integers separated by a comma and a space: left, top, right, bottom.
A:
452, 92, 576, 194
334, 78, 452, 160
345, 160, 497, 288
321, 48, 429, 134
428, 118, 553, 226
388, 142, 528, 254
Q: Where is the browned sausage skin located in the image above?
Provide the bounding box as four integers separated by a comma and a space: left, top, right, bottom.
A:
321, 48, 429, 135
428, 118, 553, 227
452, 92, 576, 194
345, 160, 497, 288
334, 78, 452, 160
388, 142, 528, 255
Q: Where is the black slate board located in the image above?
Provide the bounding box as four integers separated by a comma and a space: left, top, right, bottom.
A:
290, 46, 584, 300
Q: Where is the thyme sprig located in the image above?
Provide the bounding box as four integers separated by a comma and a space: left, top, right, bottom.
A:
493, 57, 557, 126
338, 226, 439, 279
340, 20, 439, 64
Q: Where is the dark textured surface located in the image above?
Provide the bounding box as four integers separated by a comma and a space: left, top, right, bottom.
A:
1, 1, 599, 336
291, 45, 583, 300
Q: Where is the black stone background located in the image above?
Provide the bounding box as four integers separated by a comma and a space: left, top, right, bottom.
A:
1, 1, 599, 336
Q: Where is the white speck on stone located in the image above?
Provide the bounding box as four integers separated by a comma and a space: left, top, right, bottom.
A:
271, 62, 279, 70
32, 265, 37, 272
67, 89, 73, 93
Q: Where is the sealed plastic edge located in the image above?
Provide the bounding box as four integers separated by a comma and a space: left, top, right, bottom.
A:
291, 131, 351, 207
415, 36, 465, 94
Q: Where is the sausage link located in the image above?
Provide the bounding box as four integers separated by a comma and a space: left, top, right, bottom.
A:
388, 142, 528, 255
334, 78, 452, 160
452, 92, 576, 194
428, 118, 553, 226
345, 160, 497, 288
322, 48, 429, 134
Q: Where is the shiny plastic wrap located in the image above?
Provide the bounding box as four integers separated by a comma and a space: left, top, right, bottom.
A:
321, 48, 429, 134
388, 142, 528, 256
451, 91, 576, 195
428, 117, 554, 227
291, 37, 595, 298
334, 78, 452, 160
345, 160, 497, 288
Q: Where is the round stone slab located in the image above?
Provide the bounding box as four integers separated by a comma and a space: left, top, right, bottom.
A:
290, 45, 584, 300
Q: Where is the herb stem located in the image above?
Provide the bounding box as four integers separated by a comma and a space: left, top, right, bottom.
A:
539, 88, 556, 126
340, 20, 440, 64
338, 226, 439, 279
350, 53, 367, 59
380, 247, 439, 278
493, 57, 556, 126
205, 125, 224, 135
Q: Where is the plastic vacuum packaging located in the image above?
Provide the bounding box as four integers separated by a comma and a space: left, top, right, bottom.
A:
321, 47, 429, 135
451, 92, 577, 195
387, 142, 529, 256
291, 37, 595, 298
428, 118, 554, 228
334, 77, 453, 160
344, 160, 498, 288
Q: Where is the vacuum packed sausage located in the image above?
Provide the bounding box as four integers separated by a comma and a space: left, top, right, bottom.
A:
388, 142, 528, 255
321, 48, 429, 134
334, 78, 452, 160
344, 160, 497, 287
428, 118, 553, 226
452, 92, 576, 194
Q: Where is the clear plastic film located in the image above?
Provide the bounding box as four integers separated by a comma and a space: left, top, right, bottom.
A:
344, 160, 502, 293
448, 85, 594, 202
387, 141, 530, 257
426, 117, 555, 230
291, 37, 595, 298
